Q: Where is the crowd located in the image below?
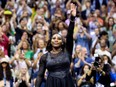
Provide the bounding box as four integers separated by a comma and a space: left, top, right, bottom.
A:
0, 0, 116, 87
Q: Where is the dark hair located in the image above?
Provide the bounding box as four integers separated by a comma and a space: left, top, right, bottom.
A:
102, 55, 112, 66
99, 31, 108, 39
80, 64, 90, 75
103, 64, 111, 74
0, 62, 12, 81
71, 1, 77, 6
46, 34, 66, 52
107, 17, 115, 30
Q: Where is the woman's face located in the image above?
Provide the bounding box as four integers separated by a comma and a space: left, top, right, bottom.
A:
108, 18, 114, 26
38, 39, 45, 48
76, 45, 81, 53
58, 22, 64, 30
23, 32, 28, 38
83, 65, 89, 74
6, 22, 10, 29
2, 63, 7, 68
21, 67, 27, 75
22, 11, 28, 17
86, 2, 91, 8
95, 28, 99, 36
51, 34, 63, 48
101, 5, 106, 12
103, 56, 108, 63
2, 25, 7, 33
22, 42, 28, 49
61, 29, 67, 38
20, 19, 27, 27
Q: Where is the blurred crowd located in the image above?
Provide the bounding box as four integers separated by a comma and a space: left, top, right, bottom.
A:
0, 0, 116, 87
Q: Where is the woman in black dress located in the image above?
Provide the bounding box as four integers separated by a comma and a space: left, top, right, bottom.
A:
35, 6, 76, 87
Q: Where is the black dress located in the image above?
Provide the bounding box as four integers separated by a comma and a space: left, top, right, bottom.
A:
35, 16, 75, 87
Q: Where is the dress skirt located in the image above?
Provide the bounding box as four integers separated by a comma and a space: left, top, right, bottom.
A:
46, 73, 75, 87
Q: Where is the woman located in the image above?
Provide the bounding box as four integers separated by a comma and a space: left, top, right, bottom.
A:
0, 30, 9, 55
0, 58, 12, 87
35, 7, 76, 87
102, 55, 112, 65
15, 66, 30, 87
17, 40, 30, 54
98, 63, 112, 87
106, 17, 115, 52
33, 39, 47, 58
77, 64, 93, 87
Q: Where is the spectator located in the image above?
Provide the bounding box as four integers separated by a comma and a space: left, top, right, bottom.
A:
74, 47, 93, 76
33, 39, 47, 59
77, 64, 93, 87
15, 17, 32, 45
0, 31, 9, 55
94, 39, 111, 59
0, 58, 12, 87
81, 0, 93, 20
73, 25, 91, 54
15, 66, 30, 87
106, 17, 115, 51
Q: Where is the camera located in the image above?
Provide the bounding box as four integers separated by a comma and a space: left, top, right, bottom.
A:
93, 56, 101, 68
93, 61, 100, 68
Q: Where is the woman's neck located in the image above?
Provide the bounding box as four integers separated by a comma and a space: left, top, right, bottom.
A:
51, 47, 62, 54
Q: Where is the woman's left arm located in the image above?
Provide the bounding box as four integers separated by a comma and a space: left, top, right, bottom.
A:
66, 7, 76, 56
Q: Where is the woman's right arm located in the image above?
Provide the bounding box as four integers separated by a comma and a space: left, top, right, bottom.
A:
35, 54, 47, 87
77, 74, 86, 86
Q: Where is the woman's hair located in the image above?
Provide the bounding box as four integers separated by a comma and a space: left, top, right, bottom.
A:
102, 55, 112, 66
57, 20, 68, 31
106, 17, 115, 30
21, 40, 30, 50
33, 38, 46, 52
0, 62, 12, 81
18, 67, 30, 83
80, 64, 90, 75
103, 64, 111, 74
46, 34, 66, 52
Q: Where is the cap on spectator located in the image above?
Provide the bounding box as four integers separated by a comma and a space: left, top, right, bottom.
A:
0, 58, 9, 63
102, 52, 111, 59
4, 10, 12, 15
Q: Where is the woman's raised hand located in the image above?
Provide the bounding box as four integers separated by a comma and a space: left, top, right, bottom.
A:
71, 4, 76, 16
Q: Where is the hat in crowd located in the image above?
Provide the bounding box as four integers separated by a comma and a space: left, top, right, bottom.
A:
0, 58, 9, 63
102, 52, 111, 59
4, 10, 12, 15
